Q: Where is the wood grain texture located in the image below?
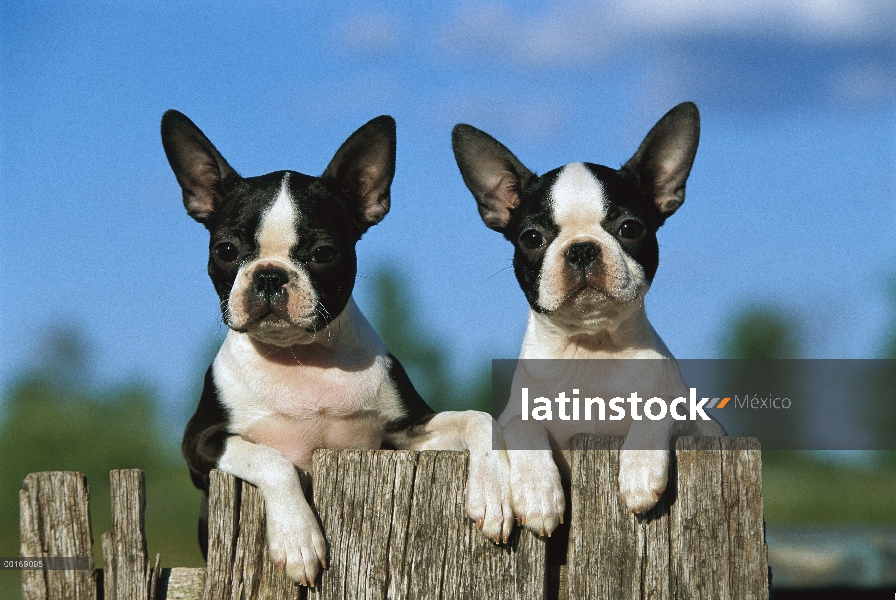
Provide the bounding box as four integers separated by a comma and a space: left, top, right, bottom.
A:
19, 471, 97, 600
566, 435, 671, 600
103, 469, 154, 600
719, 437, 769, 599
672, 436, 731, 599
203, 470, 302, 600
671, 437, 769, 600
567, 436, 768, 600
203, 469, 238, 600
310, 449, 545, 600
18, 441, 768, 599
153, 568, 205, 599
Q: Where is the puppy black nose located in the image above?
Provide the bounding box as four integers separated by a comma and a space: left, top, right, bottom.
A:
253, 268, 288, 299
566, 242, 599, 271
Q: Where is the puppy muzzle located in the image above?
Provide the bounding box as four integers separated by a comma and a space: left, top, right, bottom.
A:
226, 260, 318, 336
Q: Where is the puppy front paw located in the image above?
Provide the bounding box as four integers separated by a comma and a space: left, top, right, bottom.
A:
265, 494, 328, 586
618, 449, 668, 514
466, 449, 514, 544
508, 450, 565, 537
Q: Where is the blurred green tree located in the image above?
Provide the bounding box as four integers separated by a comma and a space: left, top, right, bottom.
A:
721, 305, 802, 359
369, 268, 491, 414
0, 327, 204, 599
718, 305, 803, 453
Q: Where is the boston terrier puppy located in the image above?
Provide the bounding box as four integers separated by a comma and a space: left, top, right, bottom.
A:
163, 112, 513, 586
452, 103, 726, 538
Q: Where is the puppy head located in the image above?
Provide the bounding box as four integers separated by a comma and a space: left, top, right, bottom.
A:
452, 103, 699, 329
161, 111, 396, 346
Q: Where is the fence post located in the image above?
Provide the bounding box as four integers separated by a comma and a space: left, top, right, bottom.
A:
309, 449, 545, 600
19, 472, 97, 600
18, 439, 769, 599
102, 469, 161, 600
203, 469, 302, 600
566, 435, 769, 600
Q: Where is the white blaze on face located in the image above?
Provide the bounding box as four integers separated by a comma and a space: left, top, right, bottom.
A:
228, 174, 318, 339
257, 176, 299, 259
537, 162, 644, 313
549, 162, 608, 230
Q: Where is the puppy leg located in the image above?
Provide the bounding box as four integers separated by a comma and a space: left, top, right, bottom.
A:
217, 436, 327, 586
618, 421, 671, 514
400, 411, 514, 544
502, 416, 566, 537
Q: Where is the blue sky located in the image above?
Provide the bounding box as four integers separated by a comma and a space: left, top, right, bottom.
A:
1, 1, 894, 412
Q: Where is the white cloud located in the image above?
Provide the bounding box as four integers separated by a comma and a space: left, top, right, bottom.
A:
617, 0, 893, 41
436, 90, 568, 143
827, 63, 896, 105
336, 11, 404, 54
439, 0, 895, 66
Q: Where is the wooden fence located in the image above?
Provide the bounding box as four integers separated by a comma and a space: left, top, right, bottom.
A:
18, 435, 769, 599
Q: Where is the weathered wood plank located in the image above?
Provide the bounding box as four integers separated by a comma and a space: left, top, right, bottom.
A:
153, 568, 205, 599
103, 469, 154, 600
309, 449, 417, 600
671, 436, 731, 599
203, 470, 238, 600
566, 435, 768, 600
237, 480, 302, 599
311, 449, 545, 600
18, 442, 768, 599
203, 471, 302, 600
19, 471, 97, 600
719, 437, 768, 600
397, 451, 466, 599
566, 435, 671, 600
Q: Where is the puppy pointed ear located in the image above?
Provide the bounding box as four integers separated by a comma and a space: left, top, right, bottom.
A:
452, 124, 536, 233
624, 102, 700, 219
161, 110, 240, 225
321, 115, 396, 231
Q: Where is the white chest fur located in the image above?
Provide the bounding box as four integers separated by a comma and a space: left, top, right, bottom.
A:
213, 300, 406, 469
500, 308, 688, 446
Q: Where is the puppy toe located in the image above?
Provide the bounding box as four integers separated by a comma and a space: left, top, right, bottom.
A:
508, 450, 565, 537
618, 449, 669, 514
466, 449, 514, 543
266, 504, 327, 585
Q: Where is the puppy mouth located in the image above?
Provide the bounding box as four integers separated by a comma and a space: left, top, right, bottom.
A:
562, 283, 605, 305
241, 303, 333, 335
554, 279, 637, 312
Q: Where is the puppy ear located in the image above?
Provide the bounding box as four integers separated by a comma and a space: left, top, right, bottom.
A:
624, 102, 700, 219
321, 115, 396, 231
161, 110, 240, 225
452, 124, 536, 233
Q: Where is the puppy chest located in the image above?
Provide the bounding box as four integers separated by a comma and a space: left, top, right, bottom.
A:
218, 362, 403, 468
244, 412, 387, 469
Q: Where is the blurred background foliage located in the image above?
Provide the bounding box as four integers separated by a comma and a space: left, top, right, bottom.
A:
1, 267, 895, 597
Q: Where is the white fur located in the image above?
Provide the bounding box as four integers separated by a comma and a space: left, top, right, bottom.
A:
214, 299, 407, 470
537, 163, 646, 317
217, 436, 327, 584
498, 163, 724, 531
258, 176, 299, 259
226, 175, 319, 340
213, 297, 514, 580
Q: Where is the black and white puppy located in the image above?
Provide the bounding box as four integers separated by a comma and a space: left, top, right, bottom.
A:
162, 112, 513, 586
452, 103, 726, 537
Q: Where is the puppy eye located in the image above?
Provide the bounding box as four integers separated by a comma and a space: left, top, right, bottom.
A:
520, 229, 545, 250
618, 221, 644, 239
214, 242, 240, 263
311, 246, 337, 264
